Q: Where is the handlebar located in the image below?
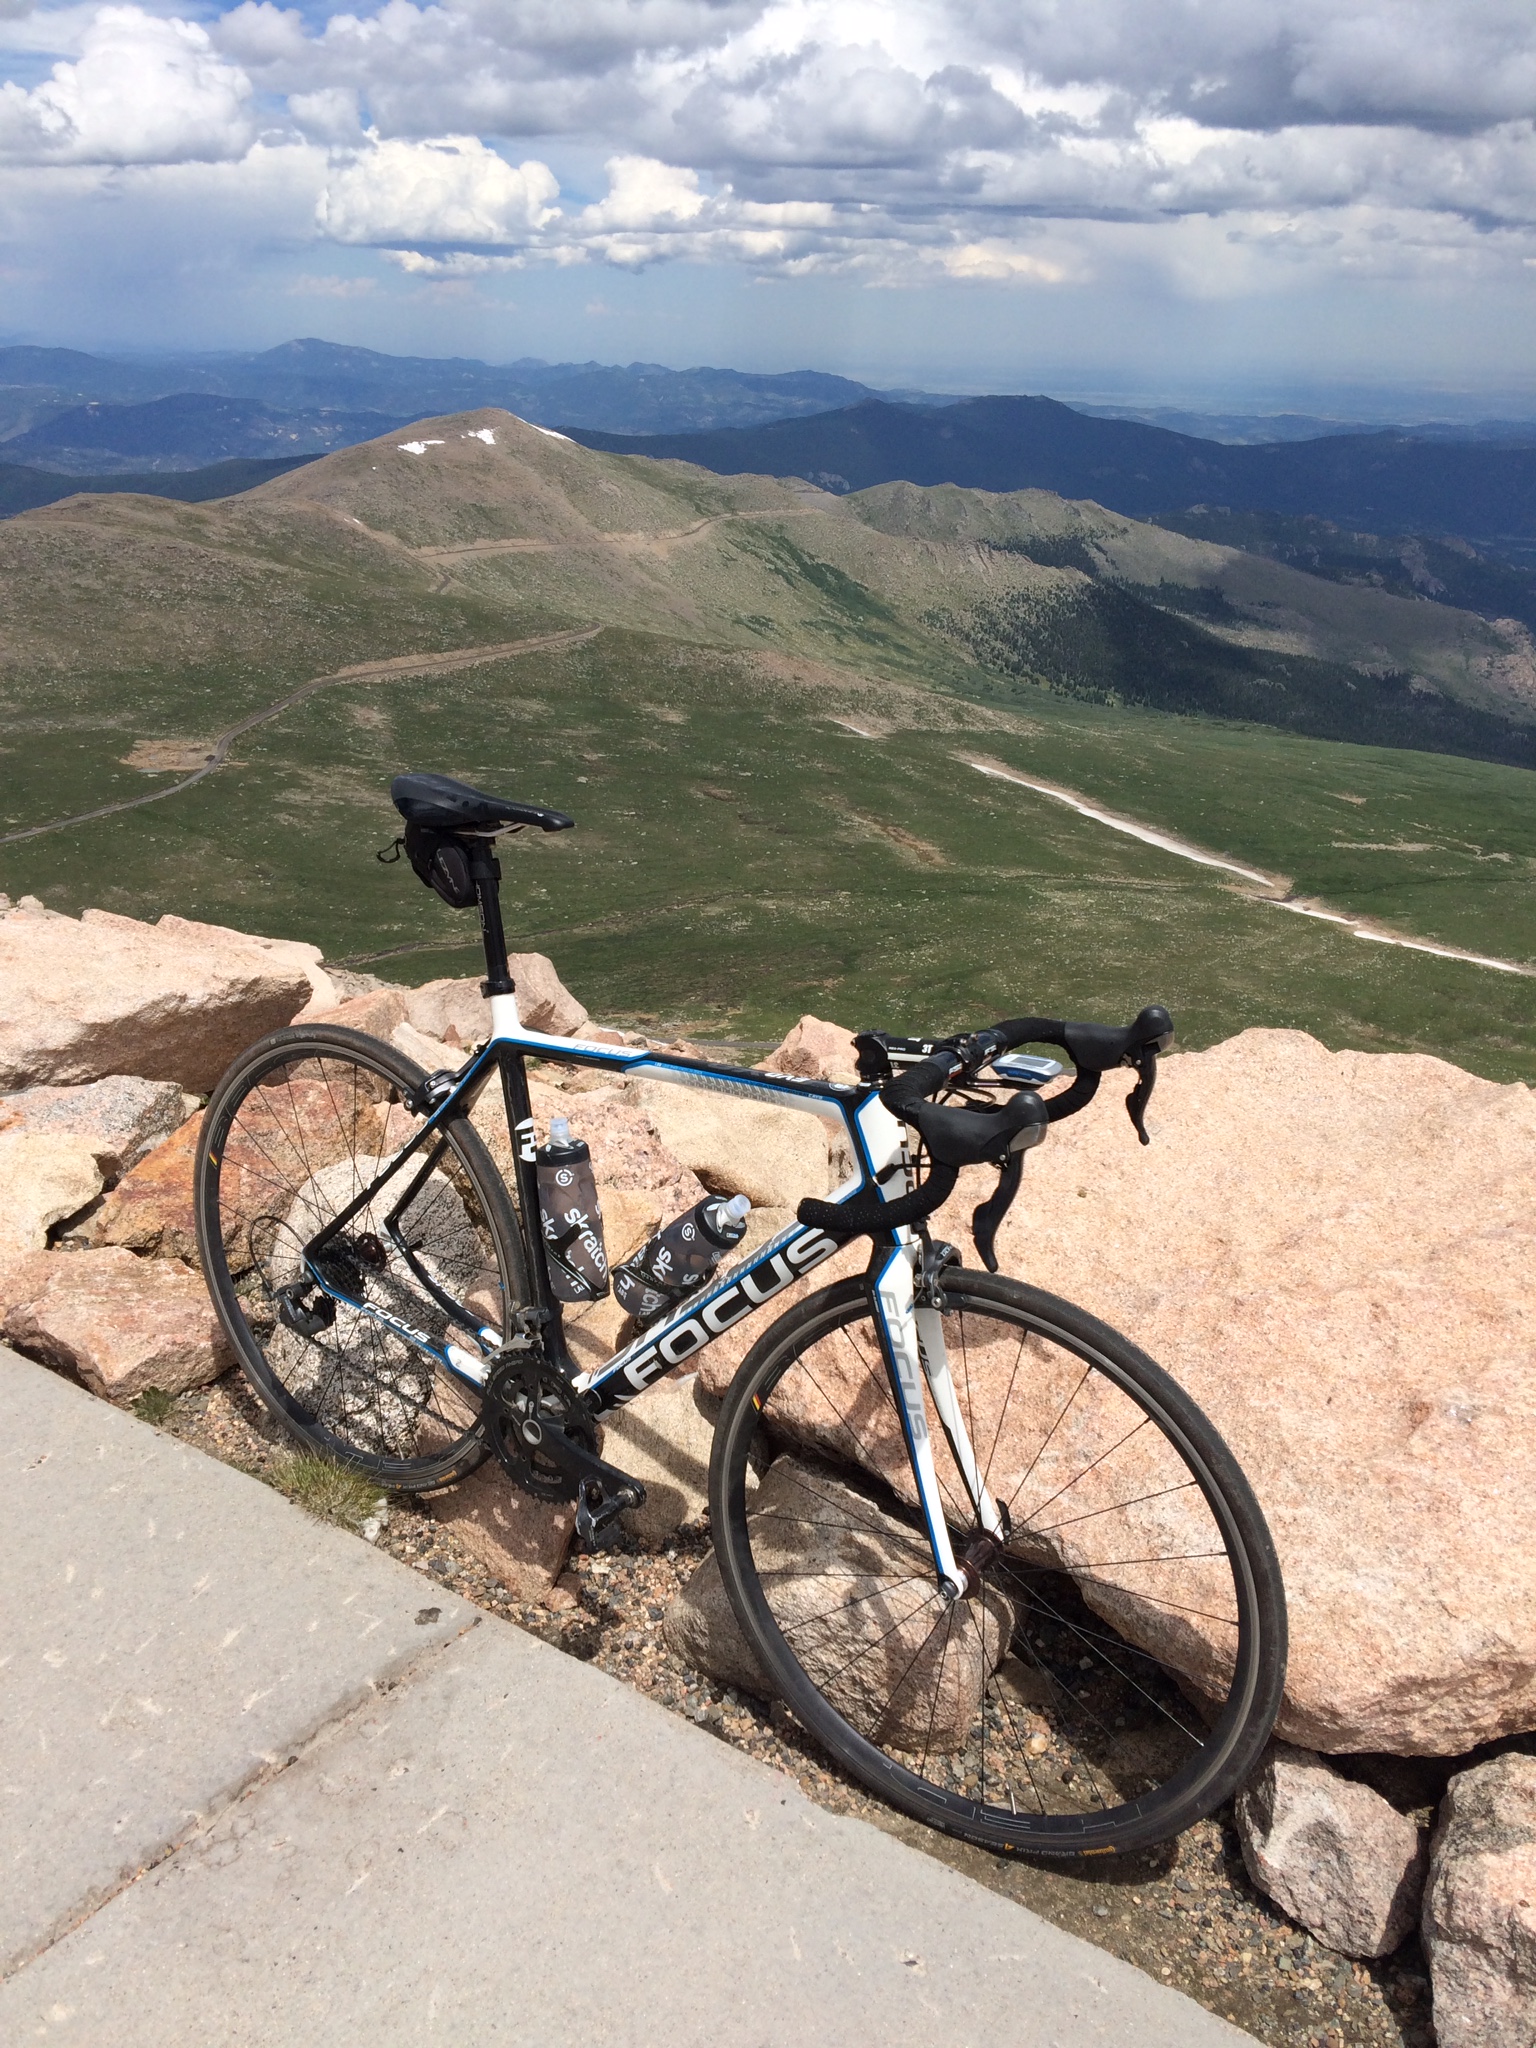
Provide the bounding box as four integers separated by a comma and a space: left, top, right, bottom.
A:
796, 1004, 1173, 1251
876, 1003, 1172, 1136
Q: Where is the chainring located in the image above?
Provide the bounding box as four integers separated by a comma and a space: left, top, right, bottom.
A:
485, 1356, 600, 1502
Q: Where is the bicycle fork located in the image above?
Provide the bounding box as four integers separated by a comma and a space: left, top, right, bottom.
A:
871, 1237, 1006, 1599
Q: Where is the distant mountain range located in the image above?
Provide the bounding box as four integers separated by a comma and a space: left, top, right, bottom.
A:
1072, 403, 1536, 447
4, 343, 1535, 588
569, 397, 1536, 549
3, 395, 409, 474
0, 454, 318, 516
0, 339, 925, 452
6, 339, 1534, 473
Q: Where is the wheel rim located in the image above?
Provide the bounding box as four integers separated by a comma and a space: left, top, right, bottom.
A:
204, 1044, 511, 1482
725, 1284, 1269, 1847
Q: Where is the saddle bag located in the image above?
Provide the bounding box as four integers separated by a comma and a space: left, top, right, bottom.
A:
404, 822, 478, 909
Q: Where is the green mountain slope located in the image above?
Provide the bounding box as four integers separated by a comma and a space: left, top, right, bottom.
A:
1151, 508, 1536, 634
243, 421, 1536, 758
1, 411, 1532, 1080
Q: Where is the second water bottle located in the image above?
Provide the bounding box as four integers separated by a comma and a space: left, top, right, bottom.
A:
613, 1192, 752, 1326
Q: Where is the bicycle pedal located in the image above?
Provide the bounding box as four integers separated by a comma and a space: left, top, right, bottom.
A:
575, 1473, 645, 1549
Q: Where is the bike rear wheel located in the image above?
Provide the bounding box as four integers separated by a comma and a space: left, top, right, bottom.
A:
195, 1025, 526, 1490
710, 1270, 1286, 1857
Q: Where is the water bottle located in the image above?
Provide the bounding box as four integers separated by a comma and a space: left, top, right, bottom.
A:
536, 1116, 609, 1302
613, 1193, 752, 1326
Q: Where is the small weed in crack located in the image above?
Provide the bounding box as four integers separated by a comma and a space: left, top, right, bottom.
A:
268, 1452, 379, 1530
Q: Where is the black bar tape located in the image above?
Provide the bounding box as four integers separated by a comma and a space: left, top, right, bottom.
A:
797, 1162, 960, 1243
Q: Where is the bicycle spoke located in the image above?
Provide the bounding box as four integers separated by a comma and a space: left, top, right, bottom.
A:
1011, 1415, 1153, 1528
1032, 1477, 1204, 1536
204, 1040, 515, 1486
720, 1275, 1280, 1854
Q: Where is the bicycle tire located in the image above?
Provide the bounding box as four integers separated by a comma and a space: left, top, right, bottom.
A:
195, 1024, 527, 1490
709, 1270, 1286, 1857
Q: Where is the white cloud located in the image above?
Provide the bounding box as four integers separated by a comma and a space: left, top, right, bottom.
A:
937, 240, 1069, 283
965, 0, 1536, 130
1, 0, 1534, 339
317, 134, 560, 243
383, 246, 523, 273
0, 6, 254, 164
287, 85, 364, 143
579, 153, 704, 228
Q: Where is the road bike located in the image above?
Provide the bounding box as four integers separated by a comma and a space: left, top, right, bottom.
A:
195, 772, 1287, 1859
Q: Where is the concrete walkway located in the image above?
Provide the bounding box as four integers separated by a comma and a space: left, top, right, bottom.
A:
0, 1346, 1258, 2046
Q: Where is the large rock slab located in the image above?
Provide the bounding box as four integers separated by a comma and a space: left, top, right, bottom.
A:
1235, 1743, 1425, 1956
918, 1028, 1536, 1756
300, 984, 411, 1039
0, 905, 312, 1091
599, 1371, 717, 1542
391, 1018, 467, 1073
397, 958, 586, 1045
508, 953, 589, 1037
757, 1013, 859, 1084
95, 1067, 414, 1275
87, 1112, 202, 1262
630, 1078, 834, 1211
0, 1246, 232, 1399
427, 1461, 575, 1601
666, 1456, 1012, 1747
0, 1128, 103, 1258
404, 976, 490, 1047
1423, 1752, 1536, 2048
155, 914, 337, 1014
0, 1074, 187, 1183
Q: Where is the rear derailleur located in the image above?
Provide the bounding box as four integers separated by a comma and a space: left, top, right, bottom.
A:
484, 1355, 646, 1548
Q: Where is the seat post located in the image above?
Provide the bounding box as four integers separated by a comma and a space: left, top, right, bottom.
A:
467, 838, 514, 997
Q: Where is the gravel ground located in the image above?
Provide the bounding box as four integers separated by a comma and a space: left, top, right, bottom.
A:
160, 1369, 1436, 2048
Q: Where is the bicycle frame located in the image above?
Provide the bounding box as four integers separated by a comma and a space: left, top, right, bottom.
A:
302, 982, 1001, 1591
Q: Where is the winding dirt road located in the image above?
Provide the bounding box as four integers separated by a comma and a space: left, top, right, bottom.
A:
963, 753, 1533, 978
1, 627, 599, 847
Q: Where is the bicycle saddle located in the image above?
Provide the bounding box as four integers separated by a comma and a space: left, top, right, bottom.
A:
391, 773, 574, 834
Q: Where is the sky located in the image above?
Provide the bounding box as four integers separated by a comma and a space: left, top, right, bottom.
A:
1, 0, 1534, 409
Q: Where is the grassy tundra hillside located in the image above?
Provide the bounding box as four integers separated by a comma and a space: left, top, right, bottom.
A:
1, 412, 1531, 1079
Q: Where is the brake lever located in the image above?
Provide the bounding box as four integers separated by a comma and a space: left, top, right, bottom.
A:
1125, 1046, 1158, 1146
971, 1150, 1024, 1273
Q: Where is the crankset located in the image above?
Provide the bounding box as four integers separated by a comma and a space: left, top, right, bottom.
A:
485, 1358, 646, 1546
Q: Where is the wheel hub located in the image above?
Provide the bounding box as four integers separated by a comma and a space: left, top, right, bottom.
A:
955, 1527, 1007, 1599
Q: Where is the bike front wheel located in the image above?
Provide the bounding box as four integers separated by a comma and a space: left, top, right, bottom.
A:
709, 1270, 1286, 1858
195, 1025, 527, 1490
